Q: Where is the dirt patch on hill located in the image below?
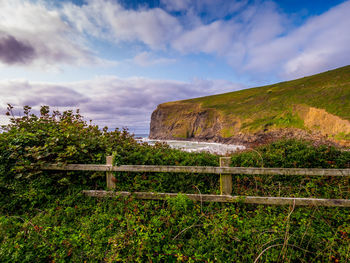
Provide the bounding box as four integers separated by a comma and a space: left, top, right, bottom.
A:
296, 105, 350, 135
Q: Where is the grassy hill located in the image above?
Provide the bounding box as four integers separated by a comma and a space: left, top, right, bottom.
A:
150, 65, 350, 144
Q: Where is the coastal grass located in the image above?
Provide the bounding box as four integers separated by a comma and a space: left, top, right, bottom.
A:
167, 65, 350, 132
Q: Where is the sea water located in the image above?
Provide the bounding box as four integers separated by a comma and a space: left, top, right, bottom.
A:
135, 136, 245, 155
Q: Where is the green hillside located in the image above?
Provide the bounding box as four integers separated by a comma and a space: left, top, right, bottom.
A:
185, 65, 350, 124
150, 65, 350, 144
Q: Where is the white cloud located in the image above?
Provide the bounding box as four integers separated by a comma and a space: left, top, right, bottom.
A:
172, 1, 288, 69
210, 0, 350, 79
231, 1, 350, 78
161, 0, 248, 21
172, 20, 238, 55
1, 0, 349, 81
280, 1, 350, 78
175, 0, 350, 79
0, 0, 100, 68
62, 0, 183, 49
0, 77, 244, 131
132, 51, 176, 67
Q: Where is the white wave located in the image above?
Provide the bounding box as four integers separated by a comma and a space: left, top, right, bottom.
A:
139, 138, 245, 155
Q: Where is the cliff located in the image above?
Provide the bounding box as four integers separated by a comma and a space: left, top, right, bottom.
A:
150, 65, 350, 147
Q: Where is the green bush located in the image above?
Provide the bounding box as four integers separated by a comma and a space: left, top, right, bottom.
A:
1, 195, 349, 262
230, 139, 350, 199
0, 105, 135, 214
0, 105, 218, 214
0, 106, 349, 262
112, 142, 219, 194
231, 139, 350, 168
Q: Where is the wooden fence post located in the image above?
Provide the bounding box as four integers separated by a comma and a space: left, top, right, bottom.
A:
106, 155, 115, 189
220, 157, 232, 195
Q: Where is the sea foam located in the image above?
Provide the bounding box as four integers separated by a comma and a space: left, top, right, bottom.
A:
139, 138, 245, 155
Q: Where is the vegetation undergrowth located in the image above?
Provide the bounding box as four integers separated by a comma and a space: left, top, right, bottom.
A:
231, 140, 350, 199
0, 106, 349, 262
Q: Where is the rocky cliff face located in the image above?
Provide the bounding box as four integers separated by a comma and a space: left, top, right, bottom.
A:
150, 102, 240, 141
150, 102, 350, 147
149, 65, 350, 147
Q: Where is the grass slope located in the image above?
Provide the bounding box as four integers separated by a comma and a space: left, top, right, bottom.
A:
178, 65, 350, 133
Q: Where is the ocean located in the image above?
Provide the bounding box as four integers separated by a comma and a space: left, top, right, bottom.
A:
134, 134, 149, 138
134, 135, 245, 155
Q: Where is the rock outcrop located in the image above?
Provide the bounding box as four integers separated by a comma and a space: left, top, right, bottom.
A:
150, 102, 240, 140
149, 65, 350, 147
150, 103, 350, 147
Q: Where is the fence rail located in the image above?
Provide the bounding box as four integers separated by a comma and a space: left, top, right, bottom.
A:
82, 190, 350, 207
43, 164, 350, 177
42, 156, 350, 207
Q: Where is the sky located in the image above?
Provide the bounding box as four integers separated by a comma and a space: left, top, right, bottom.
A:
0, 0, 349, 134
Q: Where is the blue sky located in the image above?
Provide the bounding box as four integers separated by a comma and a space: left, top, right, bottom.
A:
0, 0, 349, 133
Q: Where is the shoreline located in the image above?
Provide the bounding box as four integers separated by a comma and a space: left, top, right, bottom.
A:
149, 128, 349, 149
139, 137, 245, 155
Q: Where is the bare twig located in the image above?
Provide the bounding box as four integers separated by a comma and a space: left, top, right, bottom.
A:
256, 229, 280, 240
253, 176, 259, 192
247, 148, 264, 167
254, 243, 313, 263
299, 209, 316, 247
278, 200, 296, 262
193, 185, 203, 214
172, 223, 203, 240
278, 182, 281, 197
258, 238, 283, 251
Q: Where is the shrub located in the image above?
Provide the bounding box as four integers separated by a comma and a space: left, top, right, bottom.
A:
0, 105, 218, 214
230, 139, 350, 198
0, 106, 349, 262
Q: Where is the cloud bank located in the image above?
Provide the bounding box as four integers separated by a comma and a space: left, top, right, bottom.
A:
1, 0, 349, 132
0, 0, 98, 68
1, 0, 349, 78
62, 0, 350, 78
0, 34, 36, 65
0, 77, 243, 132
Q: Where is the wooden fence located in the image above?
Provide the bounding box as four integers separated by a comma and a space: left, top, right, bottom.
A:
42, 156, 350, 207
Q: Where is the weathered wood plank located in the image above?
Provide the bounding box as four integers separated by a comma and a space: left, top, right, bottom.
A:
220, 157, 232, 195
82, 190, 350, 207
106, 156, 115, 189
43, 164, 350, 177
44, 164, 113, 171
